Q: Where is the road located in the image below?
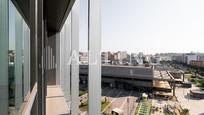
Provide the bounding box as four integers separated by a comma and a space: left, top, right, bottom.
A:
102, 88, 139, 115
80, 87, 140, 115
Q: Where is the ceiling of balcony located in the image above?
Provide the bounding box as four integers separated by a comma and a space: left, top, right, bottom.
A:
11, 0, 75, 36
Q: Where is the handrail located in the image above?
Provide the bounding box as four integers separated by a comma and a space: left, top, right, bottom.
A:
21, 83, 37, 115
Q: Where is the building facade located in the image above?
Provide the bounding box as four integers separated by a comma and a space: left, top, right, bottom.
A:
0, 0, 101, 114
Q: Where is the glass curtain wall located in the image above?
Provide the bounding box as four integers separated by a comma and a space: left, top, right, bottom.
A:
0, 0, 9, 114
8, 1, 30, 114
0, 0, 30, 114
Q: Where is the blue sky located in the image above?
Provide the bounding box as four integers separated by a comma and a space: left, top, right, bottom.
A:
80, 0, 204, 54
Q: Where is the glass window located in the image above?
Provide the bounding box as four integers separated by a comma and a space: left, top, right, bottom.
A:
0, 0, 9, 114
8, 1, 30, 114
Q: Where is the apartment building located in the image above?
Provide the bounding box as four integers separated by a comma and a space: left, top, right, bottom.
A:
172, 53, 197, 65
189, 60, 204, 68
184, 53, 197, 64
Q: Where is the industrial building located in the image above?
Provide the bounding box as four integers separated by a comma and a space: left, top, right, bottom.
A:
80, 65, 177, 94
80, 65, 153, 91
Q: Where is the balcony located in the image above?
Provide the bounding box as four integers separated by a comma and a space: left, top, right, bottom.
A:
46, 85, 70, 115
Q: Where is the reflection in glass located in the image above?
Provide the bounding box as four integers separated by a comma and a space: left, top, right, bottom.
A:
8, 1, 30, 114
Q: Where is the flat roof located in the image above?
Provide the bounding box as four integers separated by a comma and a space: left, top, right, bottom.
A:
153, 80, 171, 89
80, 65, 154, 80
153, 70, 175, 82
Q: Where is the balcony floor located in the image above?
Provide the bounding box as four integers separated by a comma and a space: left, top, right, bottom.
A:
46, 85, 70, 115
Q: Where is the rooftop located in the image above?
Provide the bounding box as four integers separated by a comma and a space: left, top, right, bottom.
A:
80, 65, 154, 80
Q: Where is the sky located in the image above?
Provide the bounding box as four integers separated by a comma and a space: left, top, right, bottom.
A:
80, 0, 204, 54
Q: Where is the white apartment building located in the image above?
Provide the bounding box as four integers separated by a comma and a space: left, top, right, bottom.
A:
184, 54, 197, 64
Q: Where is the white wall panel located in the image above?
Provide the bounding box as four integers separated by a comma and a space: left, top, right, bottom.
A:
71, 0, 80, 114
88, 0, 101, 114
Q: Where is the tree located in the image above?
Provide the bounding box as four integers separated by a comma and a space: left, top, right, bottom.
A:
180, 108, 189, 115
200, 78, 204, 87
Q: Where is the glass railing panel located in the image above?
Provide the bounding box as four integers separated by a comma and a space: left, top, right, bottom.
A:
23, 22, 30, 100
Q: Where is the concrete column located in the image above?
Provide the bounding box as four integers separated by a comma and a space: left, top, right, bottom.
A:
71, 0, 80, 114
88, 0, 101, 114
0, 0, 9, 114
173, 81, 175, 96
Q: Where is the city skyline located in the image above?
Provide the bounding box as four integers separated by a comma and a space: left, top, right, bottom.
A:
79, 50, 204, 55
80, 0, 204, 54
